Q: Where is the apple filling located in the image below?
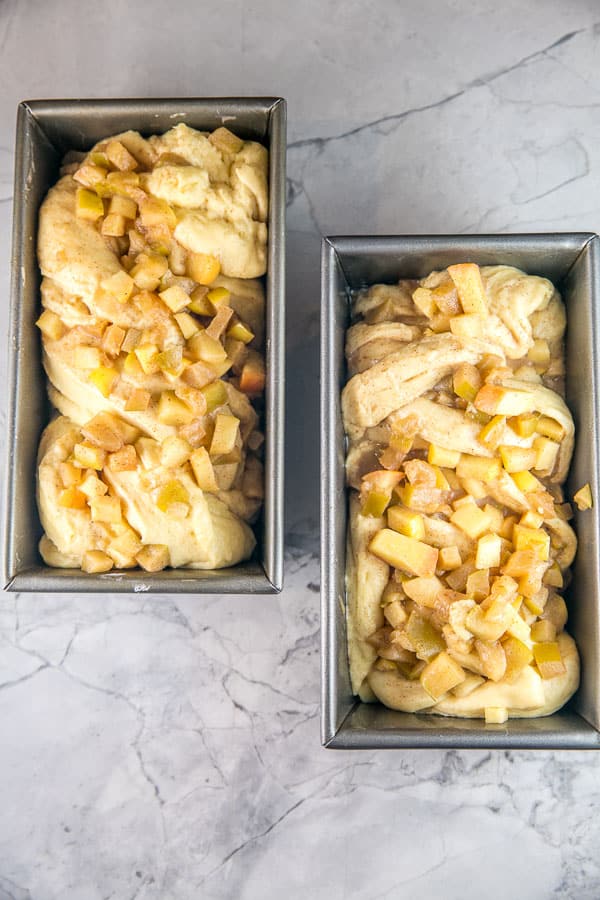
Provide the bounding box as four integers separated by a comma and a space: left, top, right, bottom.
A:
344, 263, 585, 719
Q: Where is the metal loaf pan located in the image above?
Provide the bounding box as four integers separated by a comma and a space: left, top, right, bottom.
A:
5, 98, 286, 593
321, 234, 600, 749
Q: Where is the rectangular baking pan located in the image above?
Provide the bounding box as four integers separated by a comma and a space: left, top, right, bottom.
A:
321, 234, 600, 749
4, 98, 286, 593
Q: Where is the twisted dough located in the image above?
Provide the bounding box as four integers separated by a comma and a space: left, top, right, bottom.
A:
36, 125, 267, 571
344, 265, 580, 718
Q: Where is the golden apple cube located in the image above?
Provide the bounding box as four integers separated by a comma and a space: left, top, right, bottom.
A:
227, 321, 255, 344
475, 533, 502, 569
475, 639, 507, 681
161, 435, 192, 469
527, 339, 550, 369
131, 254, 169, 291
108, 444, 138, 472
102, 324, 126, 357
543, 562, 564, 589
535, 415, 565, 442
174, 312, 200, 340
157, 392, 194, 426
156, 479, 189, 512
82, 550, 114, 573
456, 454, 502, 482
101, 213, 126, 237
139, 196, 177, 229
187, 253, 221, 285
188, 330, 227, 365
420, 651, 466, 700
452, 362, 482, 403
465, 568, 490, 600
531, 619, 557, 643
188, 285, 214, 314
520, 509, 544, 529
412, 287, 437, 318
59, 461, 82, 487
533, 641, 566, 679
74, 346, 102, 369
483, 503, 503, 533
90, 494, 122, 524
474, 384, 533, 416
427, 444, 461, 468
159, 284, 191, 313
73, 442, 106, 470
573, 483, 593, 511
403, 575, 444, 608
439, 545, 462, 570
485, 707, 508, 725
106, 139, 138, 172
513, 524, 550, 561
109, 194, 137, 219
125, 387, 151, 412
201, 380, 228, 412
36, 309, 65, 341
361, 491, 390, 518
508, 413, 539, 438
208, 126, 244, 154
239, 353, 266, 395
81, 412, 125, 452
503, 636, 534, 681
511, 470, 542, 493
101, 270, 134, 304
76, 188, 104, 221
58, 487, 88, 510
73, 163, 107, 188
210, 414, 240, 457
449, 314, 484, 341
499, 445, 537, 473
89, 366, 118, 398
450, 502, 493, 540
206, 286, 231, 308
134, 344, 160, 375
369, 528, 439, 577
79, 471, 109, 499
387, 505, 425, 540
405, 612, 446, 659
136, 544, 170, 572
190, 447, 219, 492
532, 437, 560, 476
478, 415, 506, 451
447, 263, 488, 315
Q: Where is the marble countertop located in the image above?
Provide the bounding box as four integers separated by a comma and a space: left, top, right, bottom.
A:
2, 1, 600, 897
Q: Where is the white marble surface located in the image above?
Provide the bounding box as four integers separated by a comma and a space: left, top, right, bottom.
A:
1, 1, 600, 897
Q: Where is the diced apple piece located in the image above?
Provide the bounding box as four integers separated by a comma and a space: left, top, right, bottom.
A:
134, 344, 159, 375
106, 139, 138, 171
74, 163, 107, 188
405, 612, 446, 660
121, 328, 142, 352
475, 533, 502, 569
156, 479, 189, 513
532, 437, 559, 477
513, 524, 550, 561
159, 284, 191, 313
187, 330, 227, 365
108, 444, 138, 472
450, 502, 493, 540
574, 483, 593, 511
483, 503, 504, 534
76, 188, 104, 221
157, 392, 194, 426
533, 641, 566, 679
403, 575, 444, 608
123, 351, 145, 378
447, 263, 488, 315
206, 286, 231, 308
82, 550, 113, 573
135, 544, 170, 572
106, 527, 143, 568
187, 253, 221, 285
369, 528, 439, 577
206, 306, 234, 341
161, 435, 192, 469
81, 412, 125, 452
452, 673, 486, 698
89, 365, 118, 397
156, 346, 184, 377
531, 620, 556, 643
449, 314, 483, 341
58, 486, 88, 509
36, 309, 65, 341
124, 388, 151, 412
59, 461, 82, 487
387, 505, 425, 540
101, 270, 134, 304
475, 639, 507, 681
511, 470, 542, 493
457, 477, 488, 500
89, 494, 121, 524
79, 471, 108, 499
188, 447, 218, 492
499, 445, 537, 473
383, 599, 408, 630
101, 213, 126, 237
131, 253, 169, 291
439, 545, 462, 571
139, 196, 176, 229
485, 707, 508, 725
412, 287, 437, 318
196, 381, 225, 414
474, 384, 534, 416
535, 416, 565, 442
520, 509, 544, 529
239, 352, 266, 396
72, 346, 102, 370
527, 339, 550, 371
452, 363, 482, 402
396, 483, 443, 515
73, 442, 106, 470
427, 444, 461, 468
208, 126, 244, 154
361, 491, 390, 518
101, 324, 126, 357
227, 321, 255, 344
465, 569, 490, 601
503, 636, 534, 682
109, 194, 137, 218
174, 311, 199, 340
477, 415, 505, 451
502, 549, 537, 577
543, 562, 564, 589
420, 651, 466, 700
456, 454, 501, 483
188, 285, 214, 314
507, 413, 539, 438
542, 595, 568, 633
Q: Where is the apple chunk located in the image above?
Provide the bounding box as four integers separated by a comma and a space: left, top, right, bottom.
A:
447, 263, 488, 315
369, 528, 439, 577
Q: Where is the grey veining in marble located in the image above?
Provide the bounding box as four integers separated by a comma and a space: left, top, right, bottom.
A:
1, 1, 600, 898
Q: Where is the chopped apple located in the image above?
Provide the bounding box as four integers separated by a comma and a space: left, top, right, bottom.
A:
125, 387, 151, 412
239, 352, 266, 395
383, 599, 408, 629
427, 444, 461, 468
405, 612, 446, 660
189, 447, 219, 492
123, 351, 144, 378
532, 437, 559, 477
542, 595, 568, 633
139, 196, 176, 229
181, 360, 214, 389
159, 284, 191, 313
535, 416, 565, 442
449, 314, 484, 341
439, 545, 462, 570
520, 509, 544, 529
477, 415, 505, 451
527, 339, 550, 370
206, 306, 234, 341
533, 641, 566, 679
76, 188, 104, 221
101, 213, 126, 237
89, 494, 121, 524
483, 503, 504, 534
208, 126, 244, 154
574, 483, 593, 511
503, 636, 534, 682
160, 435, 192, 469
89, 365, 118, 397
108, 444, 138, 472
513, 524, 550, 561
502, 549, 538, 577
369, 528, 439, 577
511, 470, 542, 493
465, 568, 490, 601
156, 346, 184, 377
475, 639, 507, 681
82, 550, 113, 573
387, 505, 425, 540
134, 344, 160, 375
59, 461, 82, 487
101, 270, 134, 304
174, 311, 199, 340
79, 471, 108, 499
200, 380, 228, 412
187, 252, 221, 285
403, 575, 444, 608
136, 544, 170, 572
174, 384, 207, 417
108, 194, 136, 219
81, 412, 126, 452
105, 139, 138, 171
121, 327, 142, 353
206, 286, 231, 308
447, 263, 488, 315
531, 620, 556, 643
73, 442, 106, 470
499, 445, 537, 473
36, 309, 65, 341
485, 707, 508, 725
452, 363, 482, 402
74, 163, 107, 188
456, 454, 501, 482
412, 287, 437, 318
187, 330, 227, 365
475, 533, 502, 569
157, 391, 194, 426
396, 483, 443, 515
188, 285, 214, 314
227, 321, 255, 344
450, 502, 493, 539
58, 486, 88, 509
361, 491, 390, 518
106, 527, 143, 568
507, 413, 539, 438
420, 651, 466, 700
101, 324, 125, 357
543, 562, 564, 589
156, 479, 189, 513
131, 253, 169, 291
474, 384, 534, 416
